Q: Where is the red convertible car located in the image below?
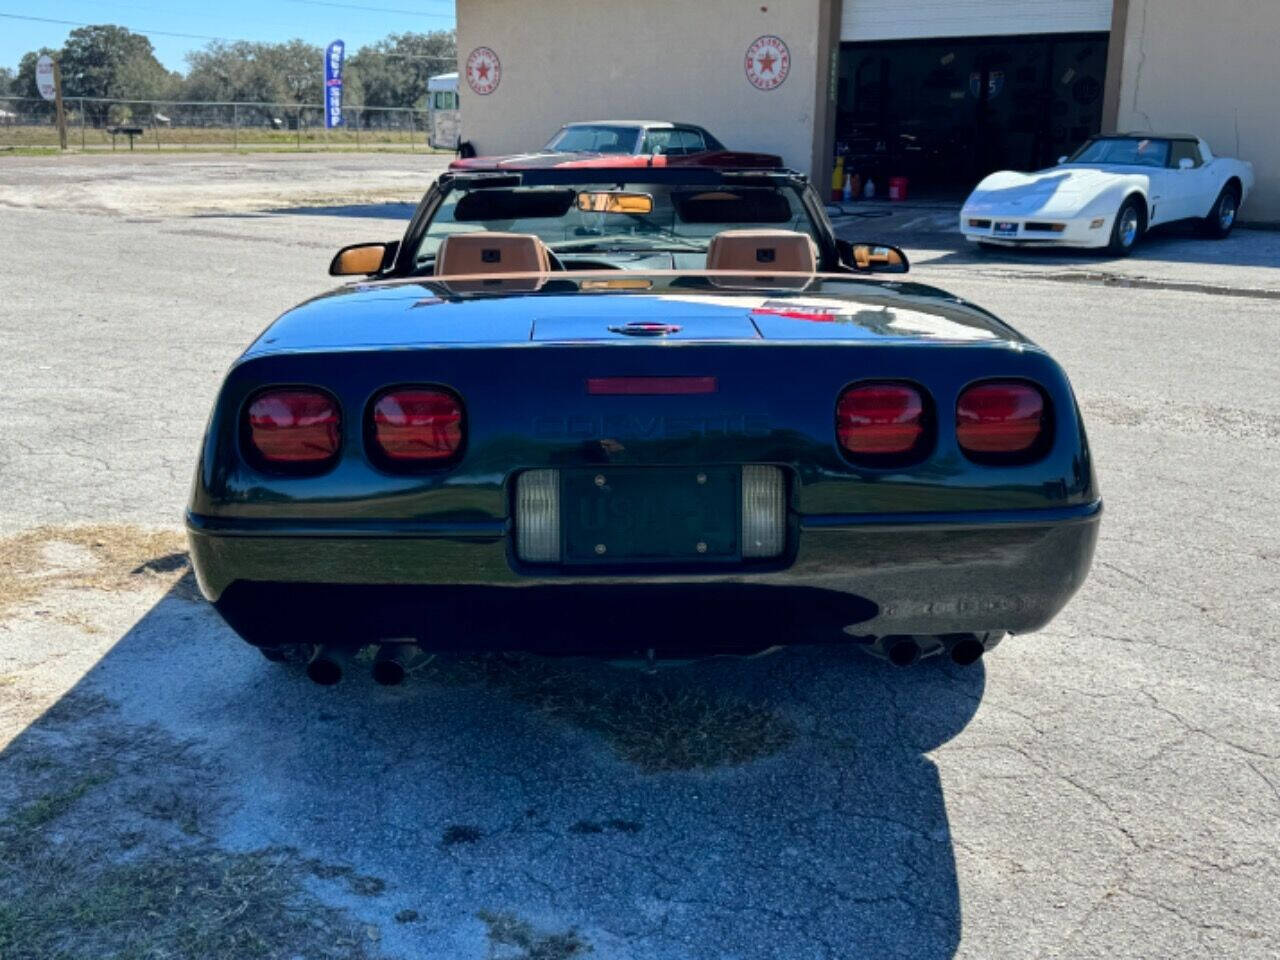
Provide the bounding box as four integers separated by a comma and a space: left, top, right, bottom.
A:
450, 120, 783, 172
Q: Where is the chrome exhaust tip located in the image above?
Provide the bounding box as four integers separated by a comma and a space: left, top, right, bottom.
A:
948, 635, 986, 666
371, 642, 430, 686
306, 646, 344, 686
886, 636, 922, 668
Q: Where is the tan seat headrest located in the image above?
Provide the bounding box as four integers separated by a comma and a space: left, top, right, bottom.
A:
434, 231, 551, 276
705, 229, 818, 273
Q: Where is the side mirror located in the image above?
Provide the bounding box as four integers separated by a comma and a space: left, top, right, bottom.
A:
838, 240, 909, 274
1178, 157, 1195, 170
1058, 155, 1069, 165
329, 241, 397, 277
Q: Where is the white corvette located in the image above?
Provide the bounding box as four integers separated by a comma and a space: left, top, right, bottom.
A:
960, 134, 1255, 255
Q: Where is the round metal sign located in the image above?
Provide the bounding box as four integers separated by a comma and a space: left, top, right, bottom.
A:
36, 54, 56, 101
745, 36, 790, 91
465, 47, 501, 96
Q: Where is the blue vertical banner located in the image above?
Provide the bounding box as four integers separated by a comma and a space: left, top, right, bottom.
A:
324, 40, 345, 128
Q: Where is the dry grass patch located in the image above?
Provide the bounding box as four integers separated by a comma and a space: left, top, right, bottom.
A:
0, 524, 195, 620
428, 655, 795, 773
0, 692, 384, 960
478, 910, 591, 960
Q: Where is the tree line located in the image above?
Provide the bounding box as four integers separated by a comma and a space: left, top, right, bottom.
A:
1, 24, 456, 113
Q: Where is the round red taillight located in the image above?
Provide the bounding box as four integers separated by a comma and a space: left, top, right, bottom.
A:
246, 389, 340, 466
956, 381, 1047, 459
836, 383, 928, 459
370, 388, 464, 463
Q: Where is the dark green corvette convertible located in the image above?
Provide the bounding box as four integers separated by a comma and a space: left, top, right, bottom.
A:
187, 167, 1100, 683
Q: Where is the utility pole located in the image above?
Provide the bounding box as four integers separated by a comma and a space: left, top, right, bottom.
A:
52, 60, 68, 150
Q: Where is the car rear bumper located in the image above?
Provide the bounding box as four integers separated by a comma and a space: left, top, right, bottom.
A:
187, 501, 1101, 650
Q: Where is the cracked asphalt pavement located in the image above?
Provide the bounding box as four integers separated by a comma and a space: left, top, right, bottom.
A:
0, 153, 1277, 958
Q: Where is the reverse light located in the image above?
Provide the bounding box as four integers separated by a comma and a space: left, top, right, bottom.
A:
742, 465, 786, 558
836, 383, 929, 460
370, 388, 464, 463
246, 389, 340, 467
956, 381, 1049, 460
515, 469, 560, 563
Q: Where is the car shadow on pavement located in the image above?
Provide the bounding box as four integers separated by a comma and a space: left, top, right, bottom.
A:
1, 578, 984, 959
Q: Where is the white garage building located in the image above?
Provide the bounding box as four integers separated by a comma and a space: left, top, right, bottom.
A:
454, 0, 1279, 223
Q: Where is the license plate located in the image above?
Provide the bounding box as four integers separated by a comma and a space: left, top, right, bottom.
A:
562, 467, 739, 564
994, 221, 1018, 237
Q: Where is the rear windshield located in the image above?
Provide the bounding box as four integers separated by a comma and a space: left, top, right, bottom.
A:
414, 182, 820, 268
1068, 137, 1171, 168
545, 125, 640, 154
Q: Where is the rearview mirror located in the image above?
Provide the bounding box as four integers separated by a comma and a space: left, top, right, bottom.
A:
329, 241, 395, 276
575, 191, 654, 215
1058, 155, 1069, 164
839, 241, 910, 274
1178, 157, 1195, 170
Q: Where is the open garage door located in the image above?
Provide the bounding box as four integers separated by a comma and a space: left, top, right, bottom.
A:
842, 0, 1112, 42
836, 32, 1110, 196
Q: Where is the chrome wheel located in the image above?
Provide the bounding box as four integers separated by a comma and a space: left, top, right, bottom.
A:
1218, 194, 1236, 230
1118, 207, 1140, 248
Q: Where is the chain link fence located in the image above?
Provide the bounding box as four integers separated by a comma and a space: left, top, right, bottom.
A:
0, 97, 437, 151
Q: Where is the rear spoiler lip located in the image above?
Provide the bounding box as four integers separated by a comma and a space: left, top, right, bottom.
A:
441, 167, 809, 189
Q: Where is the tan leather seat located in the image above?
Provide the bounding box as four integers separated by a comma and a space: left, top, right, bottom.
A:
434, 231, 551, 276
705, 229, 817, 273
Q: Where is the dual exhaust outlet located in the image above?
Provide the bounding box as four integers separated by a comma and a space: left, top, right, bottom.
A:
305, 642, 429, 687
885, 634, 988, 668
300, 633, 988, 685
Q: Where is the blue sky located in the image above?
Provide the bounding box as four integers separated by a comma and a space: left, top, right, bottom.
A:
1, 1, 456, 74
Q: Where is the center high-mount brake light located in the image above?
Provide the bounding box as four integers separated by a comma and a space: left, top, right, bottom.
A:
246, 389, 340, 467
956, 381, 1048, 460
836, 382, 928, 460
370, 388, 464, 463
587, 376, 717, 395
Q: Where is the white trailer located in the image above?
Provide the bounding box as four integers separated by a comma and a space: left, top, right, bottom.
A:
427, 72, 460, 150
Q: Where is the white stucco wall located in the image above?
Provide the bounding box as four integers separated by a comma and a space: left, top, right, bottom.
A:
1115, 0, 1280, 223
455, 0, 827, 179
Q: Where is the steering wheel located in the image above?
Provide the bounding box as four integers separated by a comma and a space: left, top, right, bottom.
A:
546, 249, 567, 271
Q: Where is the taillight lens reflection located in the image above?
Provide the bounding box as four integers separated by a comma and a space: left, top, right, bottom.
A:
956, 381, 1047, 458
246, 389, 340, 465
837, 383, 927, 458
371, 388, 463, 462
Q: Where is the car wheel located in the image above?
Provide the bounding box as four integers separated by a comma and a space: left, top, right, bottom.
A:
1201, 184, 1240, 239
256, 643, 312, 664
1106, 198, 1143, 256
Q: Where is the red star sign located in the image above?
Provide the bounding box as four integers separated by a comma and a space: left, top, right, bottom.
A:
745, 36, 790, 90
476, 61, 490, 81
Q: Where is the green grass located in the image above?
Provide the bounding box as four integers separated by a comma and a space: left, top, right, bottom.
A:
10, 773, 112, 830
2, 143, 449, 157
1, 123, 456, 155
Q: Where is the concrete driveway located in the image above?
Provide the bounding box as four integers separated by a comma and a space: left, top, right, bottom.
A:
0, 153, 1276, 959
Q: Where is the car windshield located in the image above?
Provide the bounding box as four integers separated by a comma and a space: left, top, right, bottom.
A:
544, 125, 640, 154
1068, 137, 1171, 168
413, 181, 822, 268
